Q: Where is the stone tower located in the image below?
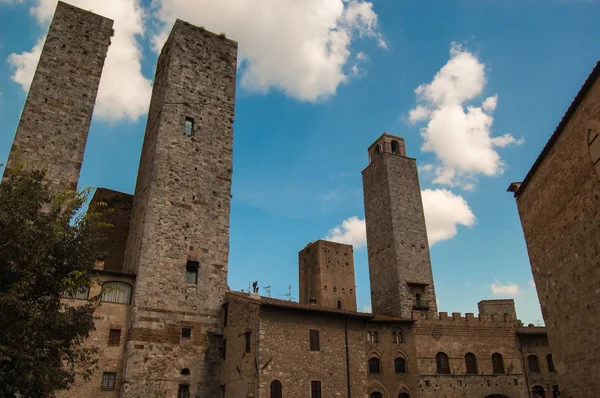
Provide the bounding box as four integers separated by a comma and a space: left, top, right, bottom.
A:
362, 133, 437, 318
3, 2, 113, 192
298, 240, 357, 311
121, 21, 237, 397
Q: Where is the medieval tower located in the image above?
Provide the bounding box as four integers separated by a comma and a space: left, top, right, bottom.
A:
120, 21, 237, 397
362, 133, 437, 319
3, 2, 112, 192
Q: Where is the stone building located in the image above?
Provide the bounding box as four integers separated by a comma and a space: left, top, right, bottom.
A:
508, 61, 600, 397
2, 2, 569, 398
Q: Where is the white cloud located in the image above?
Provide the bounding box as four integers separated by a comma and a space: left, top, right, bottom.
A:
409, 43, 522, 187
418, 163, 433, 172
325, 216, 367, 248
361, 304, 372, 313
491, 280, 519, 296
8, 0, 152, 122
421, 188, 476, 245
356, 51, 368, 61
491, 133, 525, 148
151, 0, 383, 101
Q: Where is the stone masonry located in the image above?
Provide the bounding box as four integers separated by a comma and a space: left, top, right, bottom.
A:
4, 1, 112, 192
299, 240, 358, 311
362, 133, 437, 319
509, 61, 600, 397
120, 20, 237, 397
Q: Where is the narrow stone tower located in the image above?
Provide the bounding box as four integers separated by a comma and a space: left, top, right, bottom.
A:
121, 21, 237, 397
362, 133, 437, 319
298, 240, 357, 311
3, 2, 113, 191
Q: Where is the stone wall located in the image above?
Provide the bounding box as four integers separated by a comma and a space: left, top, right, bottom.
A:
299, 240, 357, 311
478, 300, 518, 319
121, 20, 237, 397
513, 68, 600, 397
518, 329, 560, 397
362, 133, 437, 319
4, 1, 112, 192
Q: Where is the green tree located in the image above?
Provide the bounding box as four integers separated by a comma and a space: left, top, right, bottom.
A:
0, 165, 108, 397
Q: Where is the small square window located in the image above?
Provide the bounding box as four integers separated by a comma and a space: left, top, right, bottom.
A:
108, 329, 121, 347
245, 332, 251, 353
184, 117, 194, 136
311, 380, 322, 398
101, 372, 116, 391
185, 261, 198, 284
309, 329, 320, 351
424, 380, 431, 387
182, 328, 192, 338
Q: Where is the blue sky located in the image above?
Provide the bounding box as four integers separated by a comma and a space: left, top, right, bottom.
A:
1, 0, 599, 324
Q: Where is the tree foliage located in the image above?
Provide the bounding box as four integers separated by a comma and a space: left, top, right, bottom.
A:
0, 165, 108, 397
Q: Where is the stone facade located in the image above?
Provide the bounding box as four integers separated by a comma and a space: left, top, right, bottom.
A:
3, 1, 112, 192
120, 19, 237, 397
362, 134, 437, 319
299, 240, 358, 311
509, 62, 600, 398
517, 328, 560, 398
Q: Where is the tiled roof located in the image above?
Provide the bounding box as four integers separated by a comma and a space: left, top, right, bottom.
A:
370, 314, 414, 323
513, 61, 600, 197
226, 291, 374, 318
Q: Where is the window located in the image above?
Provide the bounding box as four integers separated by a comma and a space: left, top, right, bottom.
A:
546, 354, 555, 372
245, 332, 251, 353
180, 368, 190, 375
101, 282, 133, 304
223, 303, 229, 327
371, 393, 383, 398
532, 385, 545, 398
185, 261, 199, 284
528, 355, 540, 373
367, 331, 379, 344
309, 329, 320, 351
391, 140, 400, 155
221, 339, 227, 360
182, 328, 191, 338
436, 352, 450, 374
63, 285, 90, 300
376, 144, 382, 155
395, 357, 407, 373
101, 372, 116, 391
184, 117, 194, 136
270, 380, 282, 398
393, 331, 403, 344
368, 357, 381, 374
424, 380, 431, 387
178, 384, 190, 398
457, 380, 463, 387
108, 329, 121, 347
465, 352, 477, 374
588, 129, 600, 179
311, 380, 322, 398
492, 353, 505, 374
337, 300, 342, 309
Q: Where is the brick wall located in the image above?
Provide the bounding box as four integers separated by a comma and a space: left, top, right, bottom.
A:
518, 331, 560, 397
4, 2, 112, 192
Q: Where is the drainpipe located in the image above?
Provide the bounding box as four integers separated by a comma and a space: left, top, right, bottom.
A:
345, 319, 351, 398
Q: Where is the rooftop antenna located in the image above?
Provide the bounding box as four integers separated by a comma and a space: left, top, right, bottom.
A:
263, 286, 271, 298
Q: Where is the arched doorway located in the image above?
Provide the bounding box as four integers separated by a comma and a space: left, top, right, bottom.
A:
532, 386, 545, 398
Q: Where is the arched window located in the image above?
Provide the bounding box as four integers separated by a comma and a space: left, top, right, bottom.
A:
588, 129, 600, 179
435, 352, 450, 374
528, 355, 540, 373
368, 357, 381, 374
337, 300, 342, 309
465, 353, 478, 374
63, 285, 90, 300
532, 385, 545, 398
393, 331, 403, 344
546, 354, 555, 372
180, 368, 190, 375
370, 393, 382, 398
399, 394, 410, 398
395, 357, 407, 373
492, 353, 505, 374
391, 140, 400, 155
101, 282, 133, 304
270, 380, 282, 398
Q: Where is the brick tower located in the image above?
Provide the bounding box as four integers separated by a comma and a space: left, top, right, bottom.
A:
3, 2, 112, 191
121, 21, 237, 397
362, 133, 437, 318
298, 240, 357, 311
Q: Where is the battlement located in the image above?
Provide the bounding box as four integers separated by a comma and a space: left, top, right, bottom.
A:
412, 310, 518, 324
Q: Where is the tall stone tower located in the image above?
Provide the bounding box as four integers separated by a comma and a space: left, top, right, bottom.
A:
298, 240, 357, 311
121, 20, 237, 397
3, 2, 113, 192
362, 133, 437, 319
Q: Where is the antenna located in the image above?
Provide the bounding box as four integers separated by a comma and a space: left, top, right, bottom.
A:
276, 285, 296, 302
263, 286, 271, 298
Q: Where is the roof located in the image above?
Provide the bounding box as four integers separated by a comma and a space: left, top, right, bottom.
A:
226, 291, 374, 319
516, 326, 547, 335
512, 61, 600, 197
370, 314, 414, 323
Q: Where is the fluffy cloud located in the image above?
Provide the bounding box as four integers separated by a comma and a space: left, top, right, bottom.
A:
491, 280, 520, 296
325, 216, 367, 248
151, 0, 384, 101
8, 0, 152, 122
421, 188, 475, 245
409, 43, 523, 187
